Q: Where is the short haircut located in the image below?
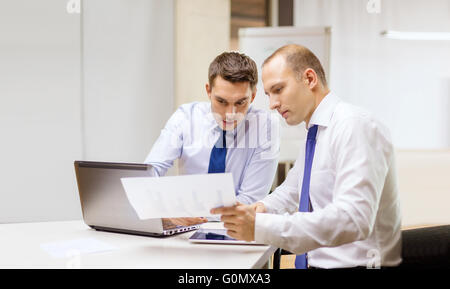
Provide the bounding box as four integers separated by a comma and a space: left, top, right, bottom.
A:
208, 52, 258, 90
263, 44, 328, 87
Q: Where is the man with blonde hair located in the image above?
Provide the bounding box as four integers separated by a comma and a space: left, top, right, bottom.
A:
212, 44, 402, 269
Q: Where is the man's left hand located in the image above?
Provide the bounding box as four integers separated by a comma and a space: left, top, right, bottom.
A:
210, 202, 256, 242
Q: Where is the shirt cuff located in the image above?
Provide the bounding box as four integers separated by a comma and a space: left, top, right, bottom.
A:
254, 213, 285, 244
259, 200, 278, 215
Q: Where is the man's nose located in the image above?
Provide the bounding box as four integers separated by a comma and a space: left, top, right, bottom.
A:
225, 105, 236, 116
269, 95, 280, 110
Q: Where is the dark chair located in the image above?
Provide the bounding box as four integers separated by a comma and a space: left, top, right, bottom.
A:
400, 225, 450, 269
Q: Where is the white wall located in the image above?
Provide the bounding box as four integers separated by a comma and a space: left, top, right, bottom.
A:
0, 0, 82, 223
396, 150, 450, 227
294, 0, 450, 149
83, 0, 174, 162
0, 0, 175, 223
175, 0, 230, 107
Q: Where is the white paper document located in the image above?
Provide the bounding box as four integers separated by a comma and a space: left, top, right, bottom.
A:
120, 173, 236, 219
40, 238, 118, 259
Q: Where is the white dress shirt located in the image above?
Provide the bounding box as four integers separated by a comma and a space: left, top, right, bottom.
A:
144, 102, 280, 204
255, 92, 402, 268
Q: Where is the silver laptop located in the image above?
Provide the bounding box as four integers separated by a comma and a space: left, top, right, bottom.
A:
74, 160, 200, 237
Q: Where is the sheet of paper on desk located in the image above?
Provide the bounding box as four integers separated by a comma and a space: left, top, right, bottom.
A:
121, 173, 236, 219
40, 238, 118, 259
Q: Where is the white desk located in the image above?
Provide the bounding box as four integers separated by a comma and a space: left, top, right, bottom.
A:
0, 220, 276, 269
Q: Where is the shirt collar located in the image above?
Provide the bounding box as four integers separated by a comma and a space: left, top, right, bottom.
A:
308, 91, 341, 129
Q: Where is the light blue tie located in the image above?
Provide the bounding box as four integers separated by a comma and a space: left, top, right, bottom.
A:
295, 125, 318, 269
208, 130, 227, 174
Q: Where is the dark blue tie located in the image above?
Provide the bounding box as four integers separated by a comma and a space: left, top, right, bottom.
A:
295, 124, 318, 269
208, 130, 227, 173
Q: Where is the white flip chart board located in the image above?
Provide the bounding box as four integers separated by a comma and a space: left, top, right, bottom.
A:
239, 26, 331, 161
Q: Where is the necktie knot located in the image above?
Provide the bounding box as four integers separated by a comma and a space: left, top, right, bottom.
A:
214, 130, 227, 148
307, 125, 318, 140
222, 130, 226, 148
208, 130, 227, 173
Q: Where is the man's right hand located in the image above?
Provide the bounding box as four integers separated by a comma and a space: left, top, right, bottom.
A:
162, 217, 208, 228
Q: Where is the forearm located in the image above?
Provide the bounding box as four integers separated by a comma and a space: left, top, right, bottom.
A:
144, 130, 182, 177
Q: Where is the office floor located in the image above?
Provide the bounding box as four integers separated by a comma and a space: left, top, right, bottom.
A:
280, 255, 296, 269
269, 253, 295, 269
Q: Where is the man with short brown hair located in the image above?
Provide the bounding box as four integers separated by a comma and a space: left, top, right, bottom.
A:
145, 51, 280, 226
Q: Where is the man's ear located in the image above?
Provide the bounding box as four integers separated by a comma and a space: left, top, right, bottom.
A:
304, 68, 318, 89
250, 87, 257, 103
206, 83, 212, 100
